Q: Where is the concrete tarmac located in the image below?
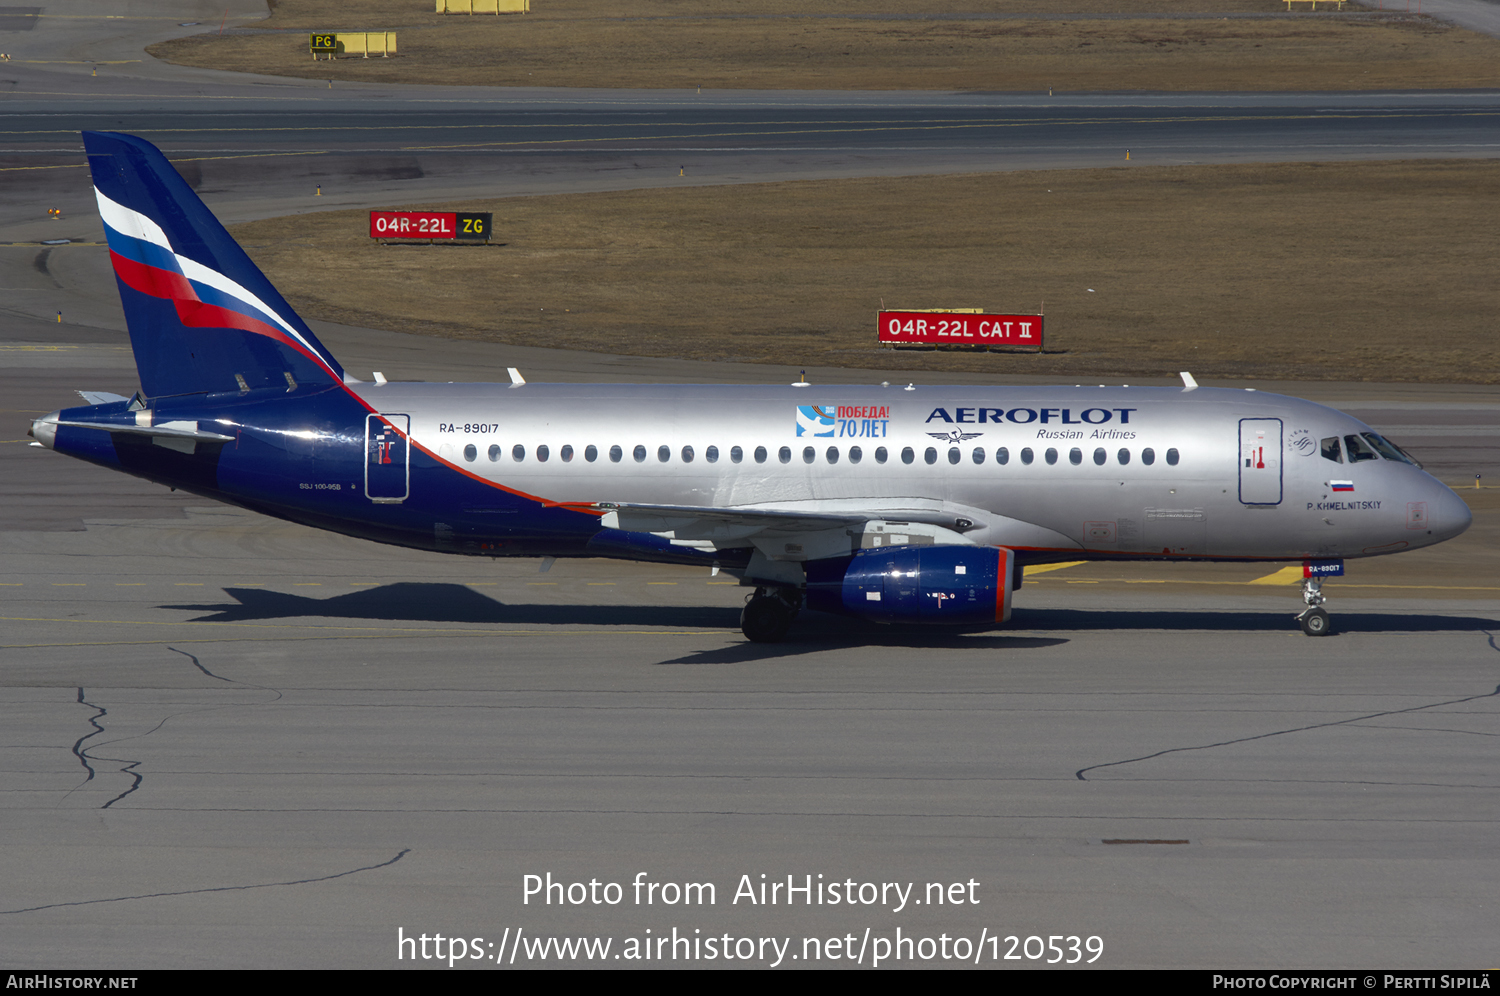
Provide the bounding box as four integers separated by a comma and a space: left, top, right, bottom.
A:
1, 0, 1498, 972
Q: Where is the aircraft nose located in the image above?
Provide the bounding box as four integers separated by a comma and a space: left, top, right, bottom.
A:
1427, 480, 1473, 543
29, 411, 60, 450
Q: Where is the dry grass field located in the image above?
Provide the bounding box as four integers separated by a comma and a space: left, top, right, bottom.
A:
148, 0, 1500, 91
228, 159, 1500, 384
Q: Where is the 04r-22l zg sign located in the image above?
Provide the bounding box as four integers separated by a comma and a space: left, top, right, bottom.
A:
369, 211, 493, 242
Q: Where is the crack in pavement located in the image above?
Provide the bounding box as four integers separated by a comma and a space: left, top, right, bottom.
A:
0, 849, 411, 915
62, 686, 103, 798
1076, 683, 1500, 781
59, 648, 284, 810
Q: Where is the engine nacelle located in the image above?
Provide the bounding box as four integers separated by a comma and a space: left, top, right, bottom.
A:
805, 545, 1015, 625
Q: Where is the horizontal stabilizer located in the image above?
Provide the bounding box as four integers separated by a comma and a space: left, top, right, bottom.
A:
76, 391, 129, 405
53, 418, 235, 442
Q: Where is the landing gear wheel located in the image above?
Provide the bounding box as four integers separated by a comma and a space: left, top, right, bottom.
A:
741, 588, 799, 643
1298, 607, 1331, 637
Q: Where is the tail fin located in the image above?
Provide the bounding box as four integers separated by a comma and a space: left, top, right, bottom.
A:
84, 132, 346, 398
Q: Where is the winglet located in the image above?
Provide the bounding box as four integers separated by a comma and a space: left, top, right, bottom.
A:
1179, 371, 1199, 390
508, 367, 526, 387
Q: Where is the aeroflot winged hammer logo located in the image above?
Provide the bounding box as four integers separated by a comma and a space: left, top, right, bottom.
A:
796, 405, 837, 437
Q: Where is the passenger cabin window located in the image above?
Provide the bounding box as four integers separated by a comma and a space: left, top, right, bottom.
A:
1166, 447, 1180, 466
754, 446, 767, 464
972, 447, 985, 465
657, 445, 670, 463
850, 446, 863, 464
1044, 448, 1058, 465
1141, 447, 1155, 466
609, 444, 623, 463
512, 444, 526, 462
947, 447, 960, 465
681, 445, 694, 463
1068, 447, 1082, 466
1093, 447, 1107, 466
874, 447, 888, 464
1344, 435, 1377, 462
1321, 437, 1342, 463
996, 447, 1009, 465
488, 444, 502, 462
802, 446, 815, 464
536, 444, 549, 462
778, 446, 792, 464
633, 445, 647, 463
560, 444, 573, 462
924, 447, 938, 465
825, 446, 839, 464
705, 445, 718, 463
463, 444, 477, 462
901, 447, 915, 465
730, 445, 743, 463
1117, 448, 1130, 465
1020, 447, 1034, 465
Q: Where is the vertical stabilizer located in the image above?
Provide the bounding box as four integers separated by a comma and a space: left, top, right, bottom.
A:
84, 131, 345, 398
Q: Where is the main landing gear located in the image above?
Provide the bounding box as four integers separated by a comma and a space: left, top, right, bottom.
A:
1296, 577, 1332, 637
741, 587, 801, 643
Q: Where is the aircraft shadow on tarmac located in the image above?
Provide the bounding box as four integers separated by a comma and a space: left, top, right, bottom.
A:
161, 584, 1497, 657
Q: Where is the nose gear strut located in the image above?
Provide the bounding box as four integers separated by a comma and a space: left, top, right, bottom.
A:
1296, 577, 1332, 636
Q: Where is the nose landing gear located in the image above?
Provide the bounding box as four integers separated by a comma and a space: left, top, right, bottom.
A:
741, 586, 801, 643
1296, 577, 1332, 636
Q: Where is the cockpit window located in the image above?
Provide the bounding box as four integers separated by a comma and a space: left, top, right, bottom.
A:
1343, 434, 1378, 462
1362, 432, 1417, 466
1320, 436, 1342, 463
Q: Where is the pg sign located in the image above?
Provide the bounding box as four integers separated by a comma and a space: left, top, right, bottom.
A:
879, 310, 1043, 351
369, 211, 493, 242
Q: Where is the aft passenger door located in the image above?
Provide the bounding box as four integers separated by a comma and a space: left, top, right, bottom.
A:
365, 413, 410, 503
1238, 417, 1282, 506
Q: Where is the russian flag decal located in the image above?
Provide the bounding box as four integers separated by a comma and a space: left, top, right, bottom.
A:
1330, 480, 1354, 492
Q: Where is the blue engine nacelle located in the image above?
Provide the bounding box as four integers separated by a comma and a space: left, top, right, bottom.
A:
805, 545, 1015, 625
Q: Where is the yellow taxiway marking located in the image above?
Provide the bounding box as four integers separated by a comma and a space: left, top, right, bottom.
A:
293, 583, 321, 586
1248, 566, 1304, 585
114, 583, 145, 586
526, 582, 558, 586
174, 583, 203, 586
1024, 562, 1086, 576
0, 583, 22, 586
647, 582, 678, 585
51, 583, 85, 587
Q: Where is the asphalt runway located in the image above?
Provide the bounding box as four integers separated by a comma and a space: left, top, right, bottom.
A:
2, 0, 1498, 971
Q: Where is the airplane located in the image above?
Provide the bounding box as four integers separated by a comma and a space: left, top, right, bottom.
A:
28, 132, 1473, 642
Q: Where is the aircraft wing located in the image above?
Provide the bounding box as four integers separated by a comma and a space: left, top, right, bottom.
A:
593, 501, 868, 543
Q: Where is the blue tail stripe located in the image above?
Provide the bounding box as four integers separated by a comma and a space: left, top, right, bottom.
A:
100, 222, 181, 276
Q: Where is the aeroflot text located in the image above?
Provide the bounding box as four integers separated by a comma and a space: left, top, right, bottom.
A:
926, 407, 1137, 425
